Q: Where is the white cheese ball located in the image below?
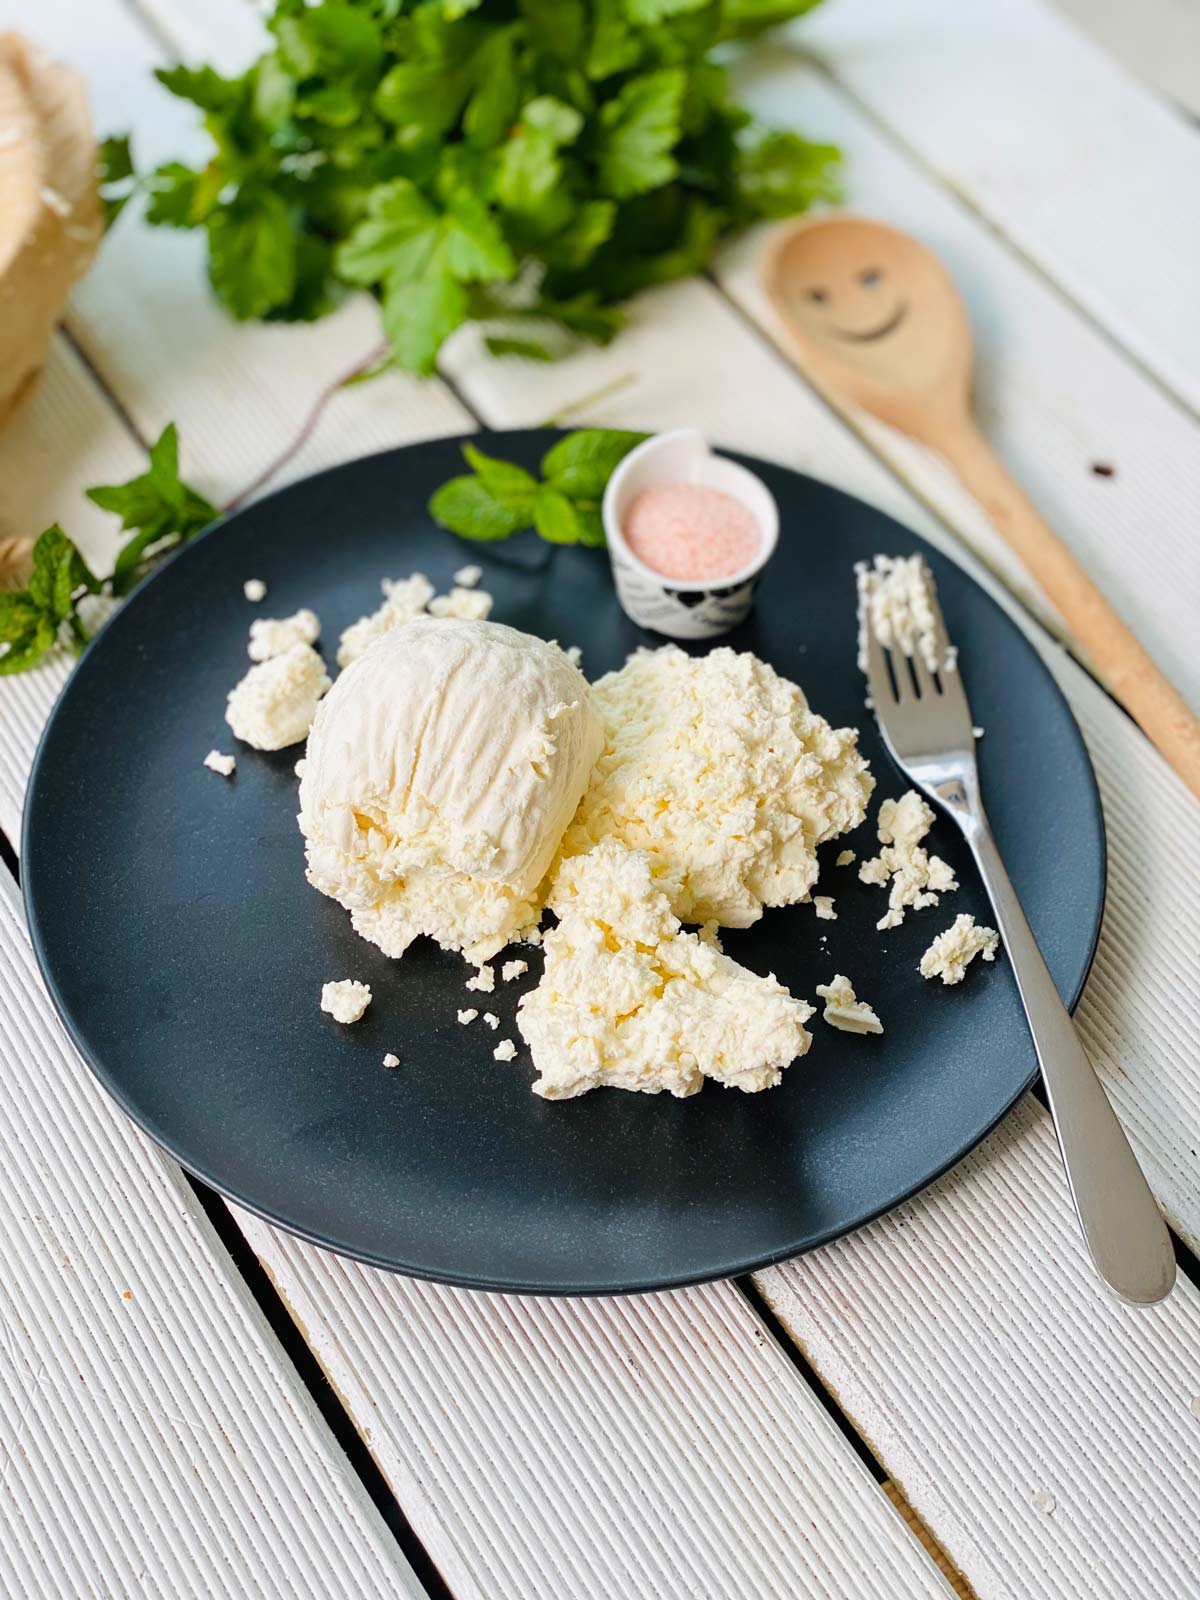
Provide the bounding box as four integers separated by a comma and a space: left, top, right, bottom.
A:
299, 617, 602, 964
226, 643, 331, 751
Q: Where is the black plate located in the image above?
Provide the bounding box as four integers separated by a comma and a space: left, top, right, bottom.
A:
23, 432, 1105, 1294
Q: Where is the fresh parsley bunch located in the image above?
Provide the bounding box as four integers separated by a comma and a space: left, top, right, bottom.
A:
430, 428, 646, 543
0, 426, 215, 675
129, 0, 838, 374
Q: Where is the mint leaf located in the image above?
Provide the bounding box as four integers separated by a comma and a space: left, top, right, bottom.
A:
461, 445, 540, 503
587, 0, 640, 79
463, 26, 522, 148
98, 134, 136, 224
533, 488, 581, 544
542, 429, 647, 498
718, 0, 824, 41
595, 70, 684, 198
498, 97, 583, 219
206, 190, 297, 319
87, 425, 217, 596
0, 597, 57, 675
429, 476, 531, 541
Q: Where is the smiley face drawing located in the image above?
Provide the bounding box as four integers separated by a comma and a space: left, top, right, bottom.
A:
760, 214, 972, 421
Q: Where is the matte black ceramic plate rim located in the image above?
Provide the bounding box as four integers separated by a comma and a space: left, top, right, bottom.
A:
22, 433, 1107, 1296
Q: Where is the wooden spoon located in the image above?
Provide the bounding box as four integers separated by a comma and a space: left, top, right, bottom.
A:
760, 213, 1200, 800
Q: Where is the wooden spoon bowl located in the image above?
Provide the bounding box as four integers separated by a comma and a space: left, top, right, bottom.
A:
761, 213, 1200, 799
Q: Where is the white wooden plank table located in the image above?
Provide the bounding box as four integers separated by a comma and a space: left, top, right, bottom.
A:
2, 1, 1198, 1597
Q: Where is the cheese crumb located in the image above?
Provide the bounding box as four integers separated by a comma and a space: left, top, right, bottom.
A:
813, 896, 837, 921
383, 1053, 400, 1068
856, 554, 944, 674
453, 564, 483, 588
321, 979, 372, 1024
466, 965, 495, 994
815, 974, 883, 1035
226, 643, 330, 750
493, 1039, 518, 1062
835, 849, 856, 867
501, 959, 528, 982
483, 1012, 500, 1030
428, 585, 494, 621
557, 646, 873, 928
203, 749, 236, 778
243, 578, 267, 602
919, 914, 999, 985
565, 645, 583, 668
337, 574, 434, 667
859, 791, 957, 930
518, 839, 813, 1100
457, 1008, 478, 1025
248, 608, 320, 662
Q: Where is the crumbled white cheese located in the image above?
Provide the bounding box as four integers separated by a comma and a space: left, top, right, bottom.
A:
457, 1008, 479, 1025
243, 578, 267, 602
856, 554, 945, 674
835, 849, 856, 867
226, 643, 331, 751
813, 896, 837, 921
336, 573, 434, 667
501, 959, 528, 982
483, 1012, 500, 1030
1033, 1491, 1056, 1516
383, 1053, 400, 1069
321, 979, 372, 1024
493, 1039, 518, 1062
815, 974, 883, 1035
248, 608, 320, 662
453, 564, 483, 588
859, 791, 957, 930
564, 645, 583, 668
919, 914, 999, 985
466, 965, 495, 994
427, 585, 494, 621
973, 726, 985, 739
517, 839, 813, 1100
557, 645, 873, 929
203, 749, 236, 778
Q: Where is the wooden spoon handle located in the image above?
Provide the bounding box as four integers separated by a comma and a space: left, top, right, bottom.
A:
938, 421, 1200, 799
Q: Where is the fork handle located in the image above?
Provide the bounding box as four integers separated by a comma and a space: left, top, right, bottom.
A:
966, 820, 1175, 1304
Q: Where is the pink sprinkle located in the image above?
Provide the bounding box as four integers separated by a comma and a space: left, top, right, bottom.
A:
624, 483, 760, 583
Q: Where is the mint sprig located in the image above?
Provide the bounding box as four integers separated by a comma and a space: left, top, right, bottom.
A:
429, 429, 646, 546
0, 426, 215, 675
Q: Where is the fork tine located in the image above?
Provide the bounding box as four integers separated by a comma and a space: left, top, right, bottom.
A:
908, 647, 937, 700
858, 583, 898, 708
917, 559, 956, 675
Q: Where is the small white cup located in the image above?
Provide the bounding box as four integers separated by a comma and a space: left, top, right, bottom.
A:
601, 430, 779, 640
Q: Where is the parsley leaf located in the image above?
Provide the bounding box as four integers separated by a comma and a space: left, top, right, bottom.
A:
131, 0, 838, 373
206, 191, 298, 320
595, 70, 685, 199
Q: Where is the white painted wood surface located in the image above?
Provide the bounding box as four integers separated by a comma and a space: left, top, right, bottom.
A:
800, 0, 1200, 414
0, 872, 425, 1600
3, 1, 1200, 1598
718, 60, 1200, 710
236, 1229, 960, 1600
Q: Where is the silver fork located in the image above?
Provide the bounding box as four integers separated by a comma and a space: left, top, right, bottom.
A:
860, 561, 1174, 1305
